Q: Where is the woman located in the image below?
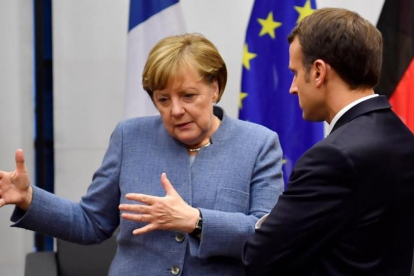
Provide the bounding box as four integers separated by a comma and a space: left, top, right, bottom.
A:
0, 34, 283, 275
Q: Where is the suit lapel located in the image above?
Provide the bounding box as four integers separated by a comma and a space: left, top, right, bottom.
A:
331, 96, 391, 134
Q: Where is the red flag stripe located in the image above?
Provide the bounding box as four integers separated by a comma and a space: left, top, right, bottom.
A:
390, 57, 414, 133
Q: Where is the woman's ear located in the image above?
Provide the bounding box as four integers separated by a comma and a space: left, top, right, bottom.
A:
211, 79, 219, 103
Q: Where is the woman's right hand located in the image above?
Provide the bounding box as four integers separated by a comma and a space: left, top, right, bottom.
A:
0, 149, 33, 210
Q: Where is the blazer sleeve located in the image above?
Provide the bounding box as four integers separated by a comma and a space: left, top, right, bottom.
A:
242, 143, 357, 276
10, 122, 124, 244
188, 132, 284, 259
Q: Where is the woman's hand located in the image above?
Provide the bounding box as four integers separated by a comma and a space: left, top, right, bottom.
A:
119, 173, 199, 235
0, 149, 33, 210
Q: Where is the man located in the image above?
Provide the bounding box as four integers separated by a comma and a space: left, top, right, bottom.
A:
243, 8, 414, 276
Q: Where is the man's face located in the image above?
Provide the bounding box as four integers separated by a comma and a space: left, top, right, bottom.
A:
288, 37, 325, 122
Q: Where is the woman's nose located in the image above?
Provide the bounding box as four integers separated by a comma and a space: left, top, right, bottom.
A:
171, 99, 185, 116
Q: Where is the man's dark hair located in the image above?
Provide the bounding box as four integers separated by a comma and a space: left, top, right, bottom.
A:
288, 8, 383, 89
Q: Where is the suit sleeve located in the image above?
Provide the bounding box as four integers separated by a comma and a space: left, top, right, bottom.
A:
10, 122, 124, 244
243, 143, 357, 276
188, 132, 284, 259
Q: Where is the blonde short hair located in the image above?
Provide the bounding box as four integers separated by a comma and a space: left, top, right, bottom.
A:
142, 33, 227, 102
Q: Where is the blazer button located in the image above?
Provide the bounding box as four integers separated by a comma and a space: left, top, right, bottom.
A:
171, 266, 180, 275
175, 233, 185, 243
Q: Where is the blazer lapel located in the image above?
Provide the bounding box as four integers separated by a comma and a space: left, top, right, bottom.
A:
331, 96, 391, 134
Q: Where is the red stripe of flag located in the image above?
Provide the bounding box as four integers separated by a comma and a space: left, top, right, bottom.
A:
376, 0, 414, 133
390, 58, 414, 133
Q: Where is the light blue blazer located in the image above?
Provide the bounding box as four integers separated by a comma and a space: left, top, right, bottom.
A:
12, 107, 284, 276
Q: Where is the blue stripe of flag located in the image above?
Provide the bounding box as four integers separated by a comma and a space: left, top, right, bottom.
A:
129, 0, 179, 31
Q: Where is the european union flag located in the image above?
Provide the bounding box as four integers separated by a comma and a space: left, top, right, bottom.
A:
239, 0, 324, 187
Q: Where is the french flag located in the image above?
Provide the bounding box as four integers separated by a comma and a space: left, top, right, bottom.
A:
124, 0, 186, 118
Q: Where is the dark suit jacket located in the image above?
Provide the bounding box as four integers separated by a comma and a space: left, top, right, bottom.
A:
243, 96, 414, 276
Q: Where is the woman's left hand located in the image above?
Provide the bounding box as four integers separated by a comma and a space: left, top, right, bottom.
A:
119, 173, 200, 235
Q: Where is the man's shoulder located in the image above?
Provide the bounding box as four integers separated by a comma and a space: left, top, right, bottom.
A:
328, 109, 414, 148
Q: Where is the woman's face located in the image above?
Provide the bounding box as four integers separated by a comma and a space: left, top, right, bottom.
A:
153, 64, 220, 147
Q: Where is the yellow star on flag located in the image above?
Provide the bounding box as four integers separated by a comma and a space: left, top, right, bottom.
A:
294, 0, 315, 24
257, 11, 282, 39
239, 92, 248, 109
242, 44, 257, 70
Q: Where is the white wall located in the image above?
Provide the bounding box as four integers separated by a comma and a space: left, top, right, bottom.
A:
0, 0, 386, 274
52, 1, 129, 200
0, 1, 35, 275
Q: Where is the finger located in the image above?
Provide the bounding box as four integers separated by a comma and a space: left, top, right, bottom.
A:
0, 198, 4, 208
15, 149, 27, 174
125, 193, 157, 205
121, 213, 152, 223
132, 224, 157, 235
119, 204, 151, 213
0, 170, 9, 180
160, 173, 178, 196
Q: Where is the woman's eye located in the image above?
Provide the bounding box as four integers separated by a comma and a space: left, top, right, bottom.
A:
158, 97, 168, 102
183, 94, 196, 99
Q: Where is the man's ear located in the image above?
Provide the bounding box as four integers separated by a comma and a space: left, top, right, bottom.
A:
313, 59, 327, 88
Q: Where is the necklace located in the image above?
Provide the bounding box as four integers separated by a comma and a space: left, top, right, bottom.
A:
187, 140, 212, 152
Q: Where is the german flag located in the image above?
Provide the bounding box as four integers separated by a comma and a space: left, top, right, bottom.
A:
376, 0, 414, 133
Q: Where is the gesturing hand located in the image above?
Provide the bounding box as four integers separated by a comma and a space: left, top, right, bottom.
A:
119, 173, 199, 235
0, 149, 33, 210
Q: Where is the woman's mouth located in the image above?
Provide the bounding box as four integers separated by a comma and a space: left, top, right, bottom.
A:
175, 122, 193, 129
